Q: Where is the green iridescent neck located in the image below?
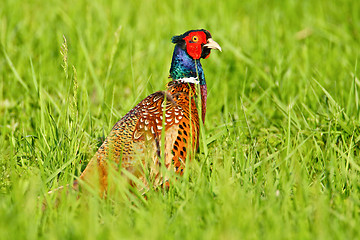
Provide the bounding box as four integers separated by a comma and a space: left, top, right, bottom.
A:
169, 45, 206, 85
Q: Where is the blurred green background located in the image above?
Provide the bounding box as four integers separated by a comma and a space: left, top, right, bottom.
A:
1, 0, 360, 239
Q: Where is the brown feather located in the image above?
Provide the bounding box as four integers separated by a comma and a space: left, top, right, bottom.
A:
79, 81, 200, 194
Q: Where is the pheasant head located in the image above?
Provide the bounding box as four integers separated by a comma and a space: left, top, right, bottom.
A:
169, 29, 221, 122
172, 29, 222, 60
170, 29, 221, 84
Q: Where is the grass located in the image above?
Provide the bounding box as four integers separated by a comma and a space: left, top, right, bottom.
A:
1, 0, 360, 239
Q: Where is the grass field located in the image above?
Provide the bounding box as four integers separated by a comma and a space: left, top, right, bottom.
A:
1, 0, 360, 239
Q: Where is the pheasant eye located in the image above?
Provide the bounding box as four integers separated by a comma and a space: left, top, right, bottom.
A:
192, 36, 198, 42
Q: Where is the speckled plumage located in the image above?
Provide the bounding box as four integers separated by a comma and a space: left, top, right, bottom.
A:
77, 29, 221, 195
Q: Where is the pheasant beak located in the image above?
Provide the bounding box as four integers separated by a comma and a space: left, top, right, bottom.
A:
204, 38, 222, 52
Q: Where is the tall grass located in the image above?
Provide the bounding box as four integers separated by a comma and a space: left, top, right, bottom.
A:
1, 0, 360, 239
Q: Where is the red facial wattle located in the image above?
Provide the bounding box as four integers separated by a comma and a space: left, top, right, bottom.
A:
183, 31, 208, 59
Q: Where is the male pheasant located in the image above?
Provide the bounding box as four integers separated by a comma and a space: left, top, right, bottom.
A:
77, 29, 221, 195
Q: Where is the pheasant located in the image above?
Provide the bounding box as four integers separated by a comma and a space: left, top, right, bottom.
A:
76, 29, 221, 195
